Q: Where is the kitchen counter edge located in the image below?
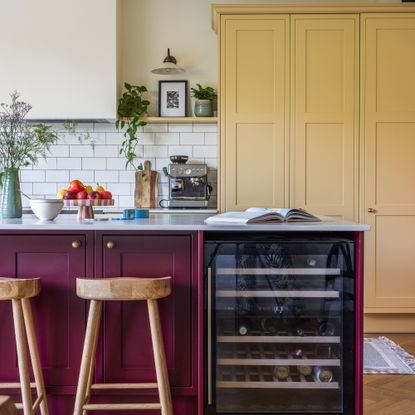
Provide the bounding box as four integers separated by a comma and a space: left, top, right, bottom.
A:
0, 214, 370, 232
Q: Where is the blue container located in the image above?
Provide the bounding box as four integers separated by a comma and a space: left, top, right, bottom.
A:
135, 209, 149, 219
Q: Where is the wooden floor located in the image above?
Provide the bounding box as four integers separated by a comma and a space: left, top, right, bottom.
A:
364, 334, 415, 415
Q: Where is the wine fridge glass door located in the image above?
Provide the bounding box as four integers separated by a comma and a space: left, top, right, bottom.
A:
205, 238, 355, 414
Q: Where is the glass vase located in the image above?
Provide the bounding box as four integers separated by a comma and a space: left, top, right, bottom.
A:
1, 168, 22, 218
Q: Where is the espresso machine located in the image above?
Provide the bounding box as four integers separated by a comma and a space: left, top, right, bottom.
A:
163, 156, 212, 208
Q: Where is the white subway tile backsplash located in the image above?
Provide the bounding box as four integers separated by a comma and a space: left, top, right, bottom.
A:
168, 123, 192, 133
179, 133, 204, 145
36, 157, 57, 170
70, 145, 94, 157
118, 195, 134, 207
155, 133, 179, 145
143, 123, 168, 133
21, 170, 45, 182
107, 183, 131, 195
94, 170, 119, 183
45, 170, 69, 182
82, 158, 106, 170
144, 145, 168, 158
193, 123, 218, 133
71, 170, 95, 183
57, 158, 82, 170
94, 145, 119, 158
33, 182, 57, 195
119, 171, 136, 183
193, 146, 217, 158
106, 132, 125, 144
106, 158, 128, 170
205, 133, 217, 145
49, 145, 70, 157
24, 122, 217, 208
93, 122, 119, 133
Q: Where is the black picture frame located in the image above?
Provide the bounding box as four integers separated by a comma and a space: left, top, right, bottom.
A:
158, 80, 188, 117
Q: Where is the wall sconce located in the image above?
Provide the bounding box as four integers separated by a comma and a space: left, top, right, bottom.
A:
151, 48, 185, 75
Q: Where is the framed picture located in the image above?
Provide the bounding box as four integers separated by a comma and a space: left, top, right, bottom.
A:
158, 80, 188, 117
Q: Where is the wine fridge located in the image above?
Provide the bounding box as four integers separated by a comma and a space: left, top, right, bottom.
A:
204, 233, 361, 415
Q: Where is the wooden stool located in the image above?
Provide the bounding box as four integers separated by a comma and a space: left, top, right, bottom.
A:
74, 277, 173, 415
0, 396, 18, 415
0, 278, 49, 415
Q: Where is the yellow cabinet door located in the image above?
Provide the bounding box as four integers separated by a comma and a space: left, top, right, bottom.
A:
362, 14, 415, 311
291, 15, 359, 220
220, 16, 289, 211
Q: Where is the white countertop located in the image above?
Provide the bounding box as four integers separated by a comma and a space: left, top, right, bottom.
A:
0, 214, 370, 232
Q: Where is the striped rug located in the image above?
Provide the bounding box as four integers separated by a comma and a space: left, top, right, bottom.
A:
364, 336, 415, 374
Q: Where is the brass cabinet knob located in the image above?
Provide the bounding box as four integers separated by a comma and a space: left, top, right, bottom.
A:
367, 208, 377, 213
106, 241, 116, 249
72, 240, 81, 249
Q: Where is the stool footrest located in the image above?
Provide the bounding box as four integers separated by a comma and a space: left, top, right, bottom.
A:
91, 382, 158, 390
82, 403, 162, 411
0, 382, 37, 389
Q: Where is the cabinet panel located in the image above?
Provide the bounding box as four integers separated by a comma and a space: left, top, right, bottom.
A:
0, 0, 116, 119
0, 235, 86, 387
362, 14, 415, 311
291, 15, 359, 220
101, 235, 194, 390
220, 16, 289, 211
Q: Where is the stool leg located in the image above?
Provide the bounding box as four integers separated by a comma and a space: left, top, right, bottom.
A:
22, 298, 49, 415
82, 301, 102, 415
74, 300, 102, 415
12, 299, 33, 415
147, 299, 173, 415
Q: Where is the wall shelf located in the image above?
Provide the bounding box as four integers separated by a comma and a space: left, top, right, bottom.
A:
141, 116, 217, 124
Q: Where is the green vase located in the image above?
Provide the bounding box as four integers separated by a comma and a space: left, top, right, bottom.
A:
1, 168, 22, 219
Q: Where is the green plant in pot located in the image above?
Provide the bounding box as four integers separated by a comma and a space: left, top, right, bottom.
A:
115, 83, 150, 171
0, 92, 59, 218
190, 84, 217, 117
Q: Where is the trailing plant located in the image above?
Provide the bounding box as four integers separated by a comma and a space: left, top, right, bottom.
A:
0, 92, 59, 170
115, 83, 150, 170
63, 120, 94, 147
190, 84, 217, 101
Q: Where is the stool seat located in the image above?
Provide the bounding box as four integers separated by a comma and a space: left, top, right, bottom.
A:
0, 278, 40, 301
76, 277, 171, 301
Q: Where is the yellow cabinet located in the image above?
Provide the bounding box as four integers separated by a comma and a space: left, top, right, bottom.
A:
362, 14, 415, 313
219, 14, 359, 218
220, 16, 289, 211
291, 15, 359, 221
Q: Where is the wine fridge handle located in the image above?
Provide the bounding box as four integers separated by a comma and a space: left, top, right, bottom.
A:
207, 266, 213, 405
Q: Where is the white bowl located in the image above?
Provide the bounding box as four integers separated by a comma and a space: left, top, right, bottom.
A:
30, 198, 63, 221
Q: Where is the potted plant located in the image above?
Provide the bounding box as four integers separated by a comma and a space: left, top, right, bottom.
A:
115, 83, 150, 171
190, 84, 217, 117
0, 92, 59, 218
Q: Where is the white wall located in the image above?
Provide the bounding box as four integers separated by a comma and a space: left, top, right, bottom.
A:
120, 0, 400, 116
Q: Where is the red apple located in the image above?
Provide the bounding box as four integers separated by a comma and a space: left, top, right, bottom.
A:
100, 191, 112, 200
63, 190, 77, 200
67, 180, 85, 194
76, 190, 88, 199
87, 191, 101, 200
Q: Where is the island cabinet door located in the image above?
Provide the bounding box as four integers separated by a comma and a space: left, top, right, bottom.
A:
0, 235, 87, 389
100, 234, 195, 392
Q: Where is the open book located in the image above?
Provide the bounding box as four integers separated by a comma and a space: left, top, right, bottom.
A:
205, 208, 321, 225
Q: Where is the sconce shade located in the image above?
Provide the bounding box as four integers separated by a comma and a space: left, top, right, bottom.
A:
151, 48, 185, 75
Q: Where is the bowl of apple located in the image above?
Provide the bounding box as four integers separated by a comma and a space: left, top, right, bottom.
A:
30, 198, 64, 221
57, 180, 114, 220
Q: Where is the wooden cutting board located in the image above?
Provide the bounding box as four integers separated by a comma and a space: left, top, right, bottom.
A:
134, 160, 158, 208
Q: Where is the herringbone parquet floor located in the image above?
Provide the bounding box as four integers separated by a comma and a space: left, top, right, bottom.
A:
364, 334, 415, 415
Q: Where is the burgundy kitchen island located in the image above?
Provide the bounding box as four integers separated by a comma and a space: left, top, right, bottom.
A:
0, 214, 368, 415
